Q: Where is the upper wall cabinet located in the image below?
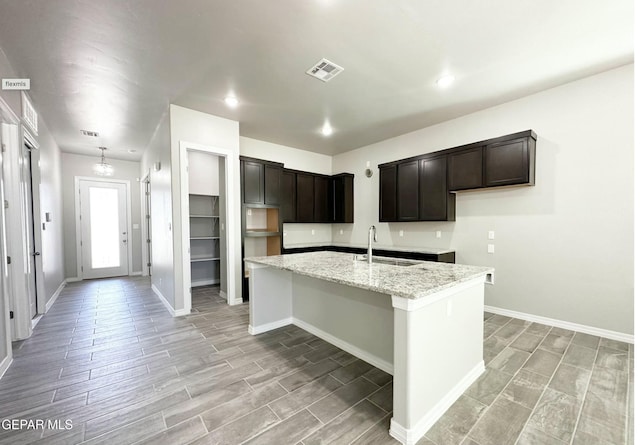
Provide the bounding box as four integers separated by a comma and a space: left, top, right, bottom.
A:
280, 169, 296, 222
332, 174, 354, 224
240, 157, 283, 205
448, 130, 537, 191
379, 154, 454, 222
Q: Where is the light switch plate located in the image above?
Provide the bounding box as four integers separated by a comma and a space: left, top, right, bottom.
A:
488, 231, 495, 240
436, 230, 442, 238
488, 244, 495, 253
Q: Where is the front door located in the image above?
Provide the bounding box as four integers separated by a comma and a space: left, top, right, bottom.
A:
79, 180, 129, 279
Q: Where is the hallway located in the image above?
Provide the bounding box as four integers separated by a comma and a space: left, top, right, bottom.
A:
0, 277, 632, 444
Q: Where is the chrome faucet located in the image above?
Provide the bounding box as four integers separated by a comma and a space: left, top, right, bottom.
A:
367, 225, 377, 264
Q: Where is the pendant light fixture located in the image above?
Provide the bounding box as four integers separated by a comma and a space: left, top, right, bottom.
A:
93, 146, 114, 176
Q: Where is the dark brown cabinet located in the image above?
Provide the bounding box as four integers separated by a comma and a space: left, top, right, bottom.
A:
313, 176, 331, 223
296, 173, 314, 222
397, 160, 420, 221
379, 165, 397, 222
264, 165, 281, 205
332, 174, 354, 223
280, 169, 296, 222
420, 156, 455, 221
485, 137, 534, 187
448, 130, 536, 191
240, 157, 284, 205
242, 160, 264, 204
380, 155, 453, 222
447, 146, 483, 191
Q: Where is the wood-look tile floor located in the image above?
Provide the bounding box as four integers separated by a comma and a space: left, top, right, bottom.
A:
0, 277, 632, 444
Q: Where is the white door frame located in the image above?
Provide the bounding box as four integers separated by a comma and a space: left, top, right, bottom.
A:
179, 141, 237, 310
22, 129, 46, 323
0, 97, 18, 367
74, 176, 133, 280
140, 171, 151, 277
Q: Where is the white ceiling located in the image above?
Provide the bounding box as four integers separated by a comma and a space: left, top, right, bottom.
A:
0, 0, 633, 160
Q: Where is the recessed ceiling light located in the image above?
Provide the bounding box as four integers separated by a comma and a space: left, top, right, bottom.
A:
436, 74, 455, 88
224, 96, 239, 108
321, 122, 333, 137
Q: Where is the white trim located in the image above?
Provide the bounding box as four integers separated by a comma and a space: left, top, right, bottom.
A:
74, 176, 133, 279
65, 277, 81, 283
152, 283, 191, 317
0, 96, 19, 124
178, 141, 237, 310
0, 356, 12, 380
140, 172, 151, 277
45, 280, 66, 312
484, 305, 634, 344
219, 290, 227, 299
31, 314, 42, 329
392, 275, 488, 311
293, 317, 394, 375
129, 271, 143, 277
389, 361, 485, 445
248, 317, 292, 335
191, 279, 220, 287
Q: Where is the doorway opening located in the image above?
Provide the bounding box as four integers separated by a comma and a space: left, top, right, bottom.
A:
74, 177, 132, 280
179, 141, 239, 314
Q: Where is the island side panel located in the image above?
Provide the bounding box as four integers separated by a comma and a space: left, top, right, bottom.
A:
390, 277, 486, 445
291, 274, 394, 374
247, 263, 293, 334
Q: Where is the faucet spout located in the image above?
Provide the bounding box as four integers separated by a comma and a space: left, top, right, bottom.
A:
367, 225, 377, 264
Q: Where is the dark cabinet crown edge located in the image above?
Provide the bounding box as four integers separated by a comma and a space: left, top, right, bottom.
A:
239, 156, 284, 168
378, 130, 537, 168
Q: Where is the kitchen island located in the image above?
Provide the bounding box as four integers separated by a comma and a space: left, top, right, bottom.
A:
245, 251, 493, 445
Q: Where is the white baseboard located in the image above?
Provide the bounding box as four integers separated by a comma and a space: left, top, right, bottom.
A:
249, 317, 293, 335
0, 355, 12, 381
219, 290, 227, 299
45, 280, 66, 312
152, 284, 176, 316
485, 305, 634, 344
129, 271, 143, 276
293, 317, 394, 375
229, 296, 244, 306
65, 277, 81, 283
389, 361, 485, 445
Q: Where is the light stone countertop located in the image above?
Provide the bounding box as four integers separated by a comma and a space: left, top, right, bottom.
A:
245, 251, 493, 300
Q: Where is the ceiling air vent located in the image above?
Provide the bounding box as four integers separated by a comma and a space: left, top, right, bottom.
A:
306, 58, 344, 82
81, 130, 100, 137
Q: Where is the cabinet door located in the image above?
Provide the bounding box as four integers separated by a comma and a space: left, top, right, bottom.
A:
397, 160, 419, 221
313, 176, 331, 223
379, 165, 397, 222
296, 173, 314, 222
242, 160, 264, 204
485, 137, 532, 187
264, 165, 281, 205
448, 146, 483, 191
419, 156, 454, 221
332, 175, 354, 223
281, 170, 296, 222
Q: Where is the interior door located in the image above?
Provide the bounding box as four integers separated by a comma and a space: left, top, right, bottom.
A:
23, 144, 38, 318
79, 180, 129, 279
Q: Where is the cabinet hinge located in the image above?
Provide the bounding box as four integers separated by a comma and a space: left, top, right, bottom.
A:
147, 262, 151, 267
9, 311, 13, 319
6, 256, 10, 265
81, 266, 83, 272
3, 200, 7, 209
1, 143, 5, 152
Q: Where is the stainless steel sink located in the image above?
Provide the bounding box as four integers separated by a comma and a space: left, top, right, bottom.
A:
355, 255, 420, 267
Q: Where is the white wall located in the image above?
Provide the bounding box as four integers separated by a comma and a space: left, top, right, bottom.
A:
61, 152, 143, 278
140, 110, 173, 305
332, 64, 633, 335
239, 137, 333, 247
188, 151, 220, 196
170, 105, 240, 310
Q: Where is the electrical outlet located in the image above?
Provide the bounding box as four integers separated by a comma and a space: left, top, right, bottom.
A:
247, 208, 252, 216
339, 229, 343, 235
436, 230, 442, 238
488, 244, 495, 254
399, 230, 404, 237
283, 231, 287, 237
488, 231, 495, 240
311, 229, 315, 235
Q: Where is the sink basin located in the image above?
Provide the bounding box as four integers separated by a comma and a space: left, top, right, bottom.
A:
355, 255, 420, 267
